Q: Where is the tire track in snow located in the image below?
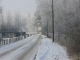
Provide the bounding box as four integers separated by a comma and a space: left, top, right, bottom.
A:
40, 39, 52, 60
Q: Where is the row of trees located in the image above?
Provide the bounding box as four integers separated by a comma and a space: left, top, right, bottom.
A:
35, 0, 80, 59
0, 0, 27, 32
54, 0, 80, 59
0, 13, 27, 32
35, 0, 80, 35
35, 0, 52, 35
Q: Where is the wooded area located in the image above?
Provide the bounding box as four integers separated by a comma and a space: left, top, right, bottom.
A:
0, 0, 27, 32
35, 0, 80, 59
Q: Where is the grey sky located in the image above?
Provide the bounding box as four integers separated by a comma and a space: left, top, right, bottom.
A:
2, 0, 37, 17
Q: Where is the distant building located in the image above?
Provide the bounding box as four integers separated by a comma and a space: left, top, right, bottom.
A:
0, 32, 26, 38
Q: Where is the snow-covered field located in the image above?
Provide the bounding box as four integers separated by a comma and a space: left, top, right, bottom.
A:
35, 35, 69, 60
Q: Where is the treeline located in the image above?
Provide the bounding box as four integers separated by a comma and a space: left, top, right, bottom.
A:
35, 0, 80, 59
0, 0, 27, 32
35, 0, 52, 35
1, 13, 27, 32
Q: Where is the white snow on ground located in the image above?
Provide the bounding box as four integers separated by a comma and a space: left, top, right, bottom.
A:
35, 35, 69, 60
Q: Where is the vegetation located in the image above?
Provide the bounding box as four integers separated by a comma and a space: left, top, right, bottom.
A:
35, 0, 80, 59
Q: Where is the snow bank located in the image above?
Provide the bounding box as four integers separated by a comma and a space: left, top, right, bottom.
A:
35, 35, 69, 60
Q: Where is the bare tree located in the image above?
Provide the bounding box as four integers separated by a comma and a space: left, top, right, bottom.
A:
0, 0, 3, 31
6, 12, 13, 32
35, 0, 52, 35
13, 13, 27, 32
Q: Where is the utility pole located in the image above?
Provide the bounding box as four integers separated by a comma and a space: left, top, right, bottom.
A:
47, 19, 48, 37
52, 0, 54, 42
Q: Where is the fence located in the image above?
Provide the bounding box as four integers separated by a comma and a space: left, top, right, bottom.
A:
0, 36, 24, 47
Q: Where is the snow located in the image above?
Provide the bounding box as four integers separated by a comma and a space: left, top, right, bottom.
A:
35, 35, 69, 60
0, 35, 70, 60
0, 35, 36, 55
0, 35, 40, 60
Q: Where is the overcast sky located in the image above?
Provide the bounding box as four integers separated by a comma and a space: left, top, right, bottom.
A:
2, 0, 37, 17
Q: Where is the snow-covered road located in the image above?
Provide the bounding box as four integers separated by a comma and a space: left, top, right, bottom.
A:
0, 35, 41, 60
0, 35, 36, 57
0, 35, 70, 60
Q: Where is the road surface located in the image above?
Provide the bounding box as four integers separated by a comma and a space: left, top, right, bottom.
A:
0, 35, 41, 60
